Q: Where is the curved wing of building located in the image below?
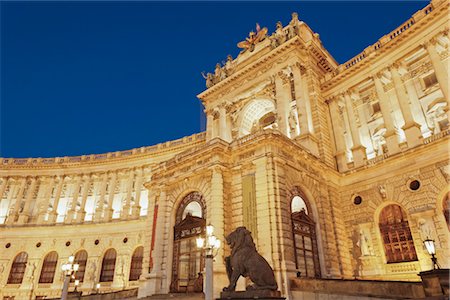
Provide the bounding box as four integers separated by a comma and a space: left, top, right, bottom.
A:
1, 0, 448, 299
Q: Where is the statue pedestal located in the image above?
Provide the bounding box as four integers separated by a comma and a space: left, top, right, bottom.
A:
219, 290, 284, 300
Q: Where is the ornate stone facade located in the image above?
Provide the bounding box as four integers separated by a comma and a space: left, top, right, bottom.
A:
0, 0, 448, 299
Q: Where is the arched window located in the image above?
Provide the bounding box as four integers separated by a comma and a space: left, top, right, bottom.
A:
39, 251, 58, 283
171, 192, 205, 293
379, 204, 417, 263
100, 249, 116, 282
7, 252, 28, 284
443, 192, 450, 231
129, 246, 144, 281
290, 191, 321, 278
73, 250, 88, 282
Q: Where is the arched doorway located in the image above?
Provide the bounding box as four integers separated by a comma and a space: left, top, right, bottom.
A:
290, 190, 321, 278
379, 204, 417, 263
170, 192, 205, 293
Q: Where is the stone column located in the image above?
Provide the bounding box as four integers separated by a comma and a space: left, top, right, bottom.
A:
328, 99, 348, 171
424, 39, 448, 101
292, 63, 309, 134
344, 92, 366, 167
209, 166, 227, 297
121, 170, 135, 219
37, 176, 55, 224
389, 64, 423, 147
17, 177, 37, 224
274, 72, 291, 136
66, 175, 82, 224
0, 177, 8, 200
94, 173, 108, 222
0, 177, 8, 223
131, 168, 143, 218
105, 172, 117, 221
48, 176, 64, 224
206, 109, 214, 141
218, 105, 232, 142
354, 97, 375, 158
292, 64, 319, 156
373, 73, 401, 155
145, 189, 166, 296
403, 72, 432, 137
6, 177, 26, 225
77, 175, 91, 223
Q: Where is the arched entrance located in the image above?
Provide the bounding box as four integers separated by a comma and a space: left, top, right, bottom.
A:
170, 192, 205, 293
290, 189, 321, 278
378, 204, 417, 263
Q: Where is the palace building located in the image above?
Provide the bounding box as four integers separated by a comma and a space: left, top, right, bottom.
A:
0, 0, 449, 299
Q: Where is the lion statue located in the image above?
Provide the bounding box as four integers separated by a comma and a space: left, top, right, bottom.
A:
223, 227, 278, 291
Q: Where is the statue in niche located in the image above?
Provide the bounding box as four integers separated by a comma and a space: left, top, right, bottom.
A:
288, 108, 298, 137
26, 262, 37, 280
359, 229, 373, 256
88, 261, 97, 282
418, 218, 434, 241
351, 229, 363, 277
222, 227, 277, 292
237, 23, 268, 53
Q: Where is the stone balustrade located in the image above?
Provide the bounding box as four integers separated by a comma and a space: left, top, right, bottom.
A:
339, 0, 438, 73
1, 132, 206, 167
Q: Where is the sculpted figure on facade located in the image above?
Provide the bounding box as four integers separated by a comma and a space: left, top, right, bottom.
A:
224, 54, 235, 76
288, 107, 299, 137
237, 23, 268, 53
201, 72, 214, 88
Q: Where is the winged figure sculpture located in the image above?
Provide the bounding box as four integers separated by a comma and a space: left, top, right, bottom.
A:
237, 23, 268, 53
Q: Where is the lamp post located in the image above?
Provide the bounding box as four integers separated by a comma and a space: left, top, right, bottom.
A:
423, 238, 440, 269
196, 224, 221, 300
61, 255, 79, 300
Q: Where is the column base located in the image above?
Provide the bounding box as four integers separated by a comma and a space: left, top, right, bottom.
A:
65, 210, 76, 224
104, 209, 114, 222
335, 152, 348, 172
351, 145, 367, 168
94, 209, 104, 222
121, 205, 131, 219
131, 205, 141, 219
17, 213, 30, 225
48, 212, 57, 224
402, 122, 423, 148
5, 214, 17, 225
37, 213, 47, 224
137, 272, 163, 298
77, 211, 86, 223
295, 133, 319, 157
385, 132, 400, 155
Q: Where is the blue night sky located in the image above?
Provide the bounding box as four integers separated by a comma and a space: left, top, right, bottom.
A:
1, 1, 427, 158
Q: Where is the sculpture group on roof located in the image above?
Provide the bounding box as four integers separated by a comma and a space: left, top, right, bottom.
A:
202, 12, 301, 89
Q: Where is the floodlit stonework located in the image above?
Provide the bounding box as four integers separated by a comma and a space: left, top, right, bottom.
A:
0, 0, 449, 299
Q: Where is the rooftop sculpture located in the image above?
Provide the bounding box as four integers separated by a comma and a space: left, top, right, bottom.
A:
202, 13, 301, 89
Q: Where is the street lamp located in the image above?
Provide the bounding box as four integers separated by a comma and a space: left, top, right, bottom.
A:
423, 238, 440, 269
196, 224, 221, 300
61, 255, 79, 300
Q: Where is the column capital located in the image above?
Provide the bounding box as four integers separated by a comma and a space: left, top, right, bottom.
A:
375, 71, 385, 80
82, 174, 91, 181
